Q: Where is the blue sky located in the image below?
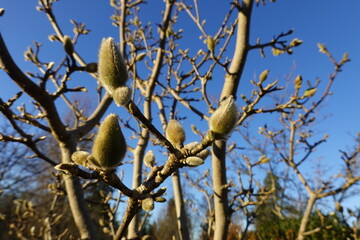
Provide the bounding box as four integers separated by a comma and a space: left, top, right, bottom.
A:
1, 0, 360, 218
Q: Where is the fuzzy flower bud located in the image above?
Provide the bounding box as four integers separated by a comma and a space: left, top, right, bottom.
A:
259, 69, 270, 83
71, 151, 91, 166
258, 155, 270, 164
141, 197, 155, 212
185, 156, 204, 167
98, 37, 128, 94
184, 142, 211, 160
90, 114, 126, 170
144, 150, 155, 168
63, 36, 74, 55
207, 36, 215, 52
166, 119, 186, 148
154, 197, 166, 202
209, 96, 239, 139
197, 149, 210, 160
112, 86, 132, 106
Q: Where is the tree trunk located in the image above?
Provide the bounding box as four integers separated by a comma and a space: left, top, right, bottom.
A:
127, 129, 149, 239
60, 142, 98, 240
172, 170, 191, 240
212, 139, 229, 240
297, 194, 316, 240
211, 1, 253, 239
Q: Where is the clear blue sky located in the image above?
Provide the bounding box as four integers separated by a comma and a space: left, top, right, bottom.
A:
1, 0, 360, 215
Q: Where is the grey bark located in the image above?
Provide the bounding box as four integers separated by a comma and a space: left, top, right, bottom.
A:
297, 194, 316, 240
172, 170, 191, 240
211, 139, 230, 240
212, 1, 253, 239
127, 129, 149, 239
60, 142, 98, 240
127, 1, 174, 238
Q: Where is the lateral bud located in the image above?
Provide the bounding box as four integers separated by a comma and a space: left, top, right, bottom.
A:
112, 86, 132, 106
144, 150, 156, 168
209, 96, 239, 139
154, 197, 166, 202
141, 196, 155, 212
185, 156, 204, 167
63, 36, 74, 55
71, 151, 91, 166
166, 119, 186, 148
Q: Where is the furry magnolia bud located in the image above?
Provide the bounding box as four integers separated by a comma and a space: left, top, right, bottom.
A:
90, 114, 126, 170
197, 149, 210, 160
209, 96, 239, 139
154, 197, 166, 202
71, 151, 91, 166
112, 86, 132, 106
63, 36, 74, 55
184, 142, 210, 160
185, 156, 204, 167
141, 197, 155, 212
144, 150, 155, 168
259, 69, 270, 83
207, 36, 215, 52
166, 119, 186, 148
98, 37, 128, 94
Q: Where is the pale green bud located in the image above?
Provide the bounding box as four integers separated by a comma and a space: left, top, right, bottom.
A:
85, 62, 98, 73
144, 150, 155, 168
185, 156, 204, 167
259, 69, 270, 83
154, 197, 166, 202
272, 48, 285, 56
99, 218, 106, 227
207, 36, 215, 52
90, 114, 126, 170
184, 142, 210, 160
209, 96, 239, 139
48, 34, 60, 42
112, 86, 132, 106
166, 119, 186, 148
289, 38, 303, 47
103, 227, 111, 234
317, 43, 328, 54
258, 155, 270, 164
71, 151, 91, 166
63, 36, 74, 55
303, 88, 317, 98
294, 75, 302, 89
141, 197, 155, 212
98, 37, 128, 94
197, 149, 210, 160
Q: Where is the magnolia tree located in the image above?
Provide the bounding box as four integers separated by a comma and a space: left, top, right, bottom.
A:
0, 0, 359, 240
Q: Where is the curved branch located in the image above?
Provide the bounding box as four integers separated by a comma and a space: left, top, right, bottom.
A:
0, 33, 67, 142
